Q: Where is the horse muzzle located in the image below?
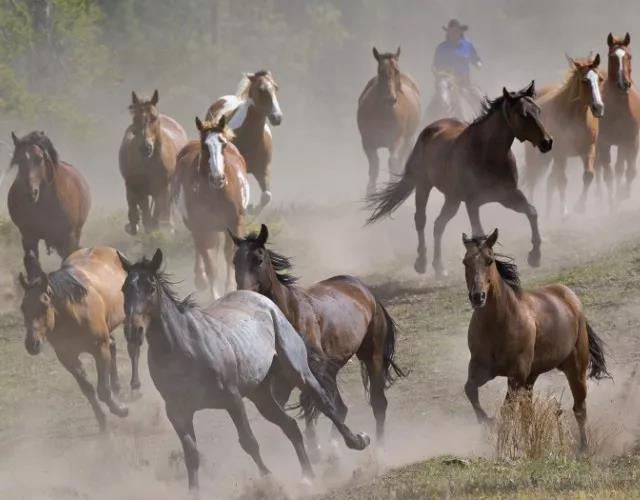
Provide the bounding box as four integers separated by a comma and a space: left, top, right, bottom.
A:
25, 337, 42, 355
30, 188, 40, 203
140, 142, 154, 158
539, 137, 553, 153
210, 175, 227, 189
469, 291, 487, 309
591, 103, 605, 118
268, 113, 283, 126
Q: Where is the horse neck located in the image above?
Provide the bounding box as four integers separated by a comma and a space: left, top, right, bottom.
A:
553, 75, 590, 114
262, 268, 297, 319
479, 265, 519, 326
242, 103, 267, 132
475, 108, 515, 155
147, 289, 191, 356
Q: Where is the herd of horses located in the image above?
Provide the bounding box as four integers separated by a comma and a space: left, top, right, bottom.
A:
6, 32, 635, 493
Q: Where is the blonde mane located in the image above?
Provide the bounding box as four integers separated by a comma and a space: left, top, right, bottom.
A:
550, 58, 604, 105
235, 75, 252, 99
200, 120, 235, 141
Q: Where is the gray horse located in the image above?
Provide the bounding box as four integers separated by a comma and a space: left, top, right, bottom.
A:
118, 249, 370, 491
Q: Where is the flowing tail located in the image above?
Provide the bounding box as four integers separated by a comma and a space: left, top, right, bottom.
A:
366, 136, 423, 223
586, 321, 611, 380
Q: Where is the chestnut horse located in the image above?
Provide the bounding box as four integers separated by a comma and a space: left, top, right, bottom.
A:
205, 70, 282, 214
358, 47, 421, 195
368, 82, 553, 276
19, 247, 138, 431
597, 33, 640, 206
8, 131, 90, 280
462, 229, 610, 450
119, 90, 188, 235
523, 54, 604, 216
173, 116, 248, 298
231, 225, 405, 452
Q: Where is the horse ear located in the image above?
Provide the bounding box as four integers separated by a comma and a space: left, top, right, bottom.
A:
525, 80, 535, 97
195, 116, 204, 132
607, 33, 614, 47
11, 131, 19, 147
117, 251, 133, 273
151, 89, 159, 105
502, 87, 511, 100
484, 229, 499, 249
624, 33, 631, 46
227, 229, 243, 247
256, 224, 269, 247
18, 272, 29, 290
372, 47, 380, 61
565, 53, 577, 68
246, 72, 257, 82
131, 91, 139, 106
395, 46, 401, 59
150, 248, 163, 272
592, 53, 601, 68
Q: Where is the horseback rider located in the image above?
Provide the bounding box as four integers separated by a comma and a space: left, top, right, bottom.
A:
432, 19, 483, 113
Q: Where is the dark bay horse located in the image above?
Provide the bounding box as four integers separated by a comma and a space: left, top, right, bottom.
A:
358, 47, 421, 195
231, 225, 405, 452
8, 131, 90, 279
523, 54, 604, 215
368, 82, 553, 276
172, 115, 249, 298
19, 247, 137, 431
118, 249, 369, 491
462, 229, 610, 450
205, 70, 282, 214
119, 90, 188, 235
597, 33, 640, 206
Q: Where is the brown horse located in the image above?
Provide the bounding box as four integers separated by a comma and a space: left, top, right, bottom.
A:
230, 225, 404, 453
461, 229, 609, 450
19, 247, 138, 431
205, 70, 282, 214
597, 33, 640, 206
119, 90, 188, 235
173, 115, 248, 298
368, 82, 552, 276
523, 54, 604, 215
8, 131, 90, 280
358, 47, 421, 195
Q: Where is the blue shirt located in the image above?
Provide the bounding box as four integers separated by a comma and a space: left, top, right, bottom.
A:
433, 38, 481, 84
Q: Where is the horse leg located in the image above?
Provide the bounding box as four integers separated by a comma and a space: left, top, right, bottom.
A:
127, 340, 141, 391
622, 138, 639, 199
251, 170, 272, 215
193, 242, 208, 292
547, 156, 568, 218
414, 185, 432, 274
166, 405, 199, 490
327, 387, 349, 456
226, 391, 271, 475
21, 237, 40, 280
364, 145, 380, 196
575, 146, 596, 213
94, 340, 129, 418
464, 359, 495, 424
140, 195, 154, 232
108, 334, 121, 394
223, 229, 236, 294
363, 357, 388, 446
432, 197, 461, 278
202, 235, 221, 299
55, 349, 106, 431
499, 189, 542, 267
388, 139, 404, 178
465, 202, 485, 237
153, 185, 173, 232
598, 142, 615, 210
124, 185, 140, 235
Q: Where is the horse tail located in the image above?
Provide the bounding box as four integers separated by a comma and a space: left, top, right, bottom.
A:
379, 301, 407, 386
366, 137, 422, 223
298, 345, 340, 422
586, 321, 611, 380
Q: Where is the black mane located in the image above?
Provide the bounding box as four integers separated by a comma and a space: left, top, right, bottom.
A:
469, 95, 505, 126
11, 131, 59, 166
48, 268, 88, 303
466, 235, 521, 292
155, 270, 196, 312
244, 231, 298, 286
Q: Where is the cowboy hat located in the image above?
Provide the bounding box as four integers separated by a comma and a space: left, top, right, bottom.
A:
443, 19, 468, 32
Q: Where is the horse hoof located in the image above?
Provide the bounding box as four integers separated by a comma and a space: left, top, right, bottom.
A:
434, 268, 448, 280
414, 257, 427, 274
130, 380, 141, 391
125, 223, 138, 236
111, 403, 129, 418
348, 432, 370, 451
527, 250, 541, 268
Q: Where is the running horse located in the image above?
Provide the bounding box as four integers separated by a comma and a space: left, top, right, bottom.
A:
597, 33, 640, 206
461, 229, 610, 450
358, 47, 421, 195
368, 82, 553, 276
523, 54, 605, 215
119, 90, 188, 235
118, 249, 369, 491
205, 70, 282, 214
19, 247, 138, 431
231, 225, 405, 453
8, 131, 90, 280
172, 115, 249, 298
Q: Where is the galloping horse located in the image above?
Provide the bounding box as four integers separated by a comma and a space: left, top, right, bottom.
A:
19, 247, 136, 431
368, 82, 553, 276
597, 33, 640, 206
231, 225, 404, 452
462, 230, 609, 450
172, 116, 249, 298
8, 131, 90, 279
424, 71, 468, 123
118, 249, 369, 491
358, 47, 421, 195
523, 54, 604, 215
119, 90, 188, 235
205, 70, 282, 214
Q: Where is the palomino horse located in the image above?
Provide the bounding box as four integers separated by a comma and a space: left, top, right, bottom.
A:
118, 249, 369, 491
172, 115, 249, 298
231, 225, 405, 452
119, 90, 188, 235
358, 47, 421, 195
523, 54, 605, 215
368, 82, 553, 276
205, 70, 282, 214
424, 71, 467, 123
8, 131, 90, 280
462, 230, 609, 450
19, 247, 137, 431
597, 33, 640, 206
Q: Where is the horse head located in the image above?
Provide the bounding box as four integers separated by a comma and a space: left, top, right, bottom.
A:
195, 115, 233, 189
501, 81, 553, 153
19, 265, 55, 355
373, 46, 402, 106
129, 89, 161, 158
245, 71, 282, 126
11, 131, 58, 203
566, 53, 605, 117
462, 229, 500, 309
607, 32, 632, 92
